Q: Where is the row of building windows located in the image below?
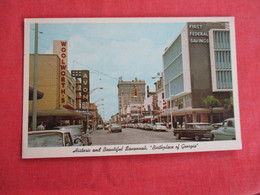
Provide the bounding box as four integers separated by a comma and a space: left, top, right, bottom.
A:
164, 54, 183, 84
213, 30, 232, 90
67, 96, 75, 106
163, 35, 182, 68
214, 31, 230, 49
216, 71, 232, 89
67, 80, 75, 92
215, 51, 231, 69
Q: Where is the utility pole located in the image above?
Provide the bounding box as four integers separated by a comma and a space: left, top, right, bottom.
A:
32, 23, 39, 131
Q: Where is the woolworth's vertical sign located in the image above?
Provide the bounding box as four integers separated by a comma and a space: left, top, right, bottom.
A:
53, 40, 68, 106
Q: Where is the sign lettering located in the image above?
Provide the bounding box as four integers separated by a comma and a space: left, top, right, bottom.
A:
53, 40, 68, 106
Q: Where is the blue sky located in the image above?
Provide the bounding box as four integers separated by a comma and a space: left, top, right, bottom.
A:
29, 21, 186, 121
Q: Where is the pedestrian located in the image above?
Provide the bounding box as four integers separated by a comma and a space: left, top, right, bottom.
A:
37, 121, 45, 130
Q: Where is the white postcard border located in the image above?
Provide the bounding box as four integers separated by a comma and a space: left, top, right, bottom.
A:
23, 17, 241, 159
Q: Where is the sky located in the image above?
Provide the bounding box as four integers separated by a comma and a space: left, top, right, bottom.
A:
29, 20, 186, 121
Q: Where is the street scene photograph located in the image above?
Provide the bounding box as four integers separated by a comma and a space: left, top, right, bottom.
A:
23, 17, 241, 158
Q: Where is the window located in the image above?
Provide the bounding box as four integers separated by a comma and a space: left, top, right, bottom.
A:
210, 30, 232, 91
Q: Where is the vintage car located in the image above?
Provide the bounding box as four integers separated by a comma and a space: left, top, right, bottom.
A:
53, 125, 92, 145
211, 118, 236, 140
97, 124, 104, 130
173, 123, 214, 141
109, 124, 122, 133
144, 123, 154, 130
153, 123, 167, 131
104, 124, 110, 130
28, 130, 75, 147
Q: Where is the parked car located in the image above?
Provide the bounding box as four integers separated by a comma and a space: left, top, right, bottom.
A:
28, 130, 75, 147
212, 122, 223, 129
153, 123, 167, 131
97, 124, 104, 130
53, 125, 92, 145
144, 123, 154, 130
109, 124, 122, 133
173, 123, 214, 141
211, 118, 236, 140
104, 124, 110, 130
138, 123, 146, 129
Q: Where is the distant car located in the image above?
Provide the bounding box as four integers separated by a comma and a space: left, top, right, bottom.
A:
28, 130, 75, 147
211, 118, 236, 140
173, 123, 214, 141
153, 123, 167, 131
53, 125, 92, 145
144, 124, 154, 130
109, 124, 122, 133
97, 124, 104, 130
104, 124, 110, 130
138, 123, 146, 129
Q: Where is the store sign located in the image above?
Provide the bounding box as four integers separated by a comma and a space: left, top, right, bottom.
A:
81, 70, 90, 102
71, 70, 90, 104
188, 24, 209, 44
53, 40, 68, 106
163, 100, 167, 110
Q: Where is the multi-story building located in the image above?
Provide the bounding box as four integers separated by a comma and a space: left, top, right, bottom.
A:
163, 22, 233, 125
153, 76, 167, 123
29, 54, 84, 128
117, 77, 146, 114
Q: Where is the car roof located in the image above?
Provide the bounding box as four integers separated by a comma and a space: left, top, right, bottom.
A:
186, 123, 211, 125
55, 125, 82, 128
28, 130, 71, 135
224, 118, 234, 121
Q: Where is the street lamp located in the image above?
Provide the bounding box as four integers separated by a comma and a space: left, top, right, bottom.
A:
85, 87, 103, 133
96, 103, 104, 107
94, 98, 104, 104
169, 95, 174, 130
97, 105, 104, 126
152, 75, 163, 125
91, 87, 103, 94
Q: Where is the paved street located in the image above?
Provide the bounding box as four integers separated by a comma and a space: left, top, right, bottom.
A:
91, 128, 191, 145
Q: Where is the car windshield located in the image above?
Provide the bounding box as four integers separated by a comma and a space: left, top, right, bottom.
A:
194, 124, 213, 129
111, 124, 120, 127
54, 126, 82, 137
28, 133, 63, 147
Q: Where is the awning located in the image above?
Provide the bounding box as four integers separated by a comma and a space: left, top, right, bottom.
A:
160, 107, 225, 116
140, 118, 152, 121
29, 108, 86, 119
140, 116, 153, 121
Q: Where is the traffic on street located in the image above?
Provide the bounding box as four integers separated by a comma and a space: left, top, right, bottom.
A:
91, 125, 209, 146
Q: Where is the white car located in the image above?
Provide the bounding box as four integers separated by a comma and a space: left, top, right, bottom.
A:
109, 124, 122, 133
211, 118, 236, 140
53, 125, 92, 145
28, 130, 75, 147
153, 123, 167, 131
97, 124, 104, 130
144, 124, 154, 130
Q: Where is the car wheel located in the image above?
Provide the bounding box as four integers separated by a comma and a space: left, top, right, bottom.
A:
175, 133, 181, 140
194, 135, 201, 141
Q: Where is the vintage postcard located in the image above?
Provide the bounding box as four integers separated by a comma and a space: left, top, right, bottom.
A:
23, 17, 241, 158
